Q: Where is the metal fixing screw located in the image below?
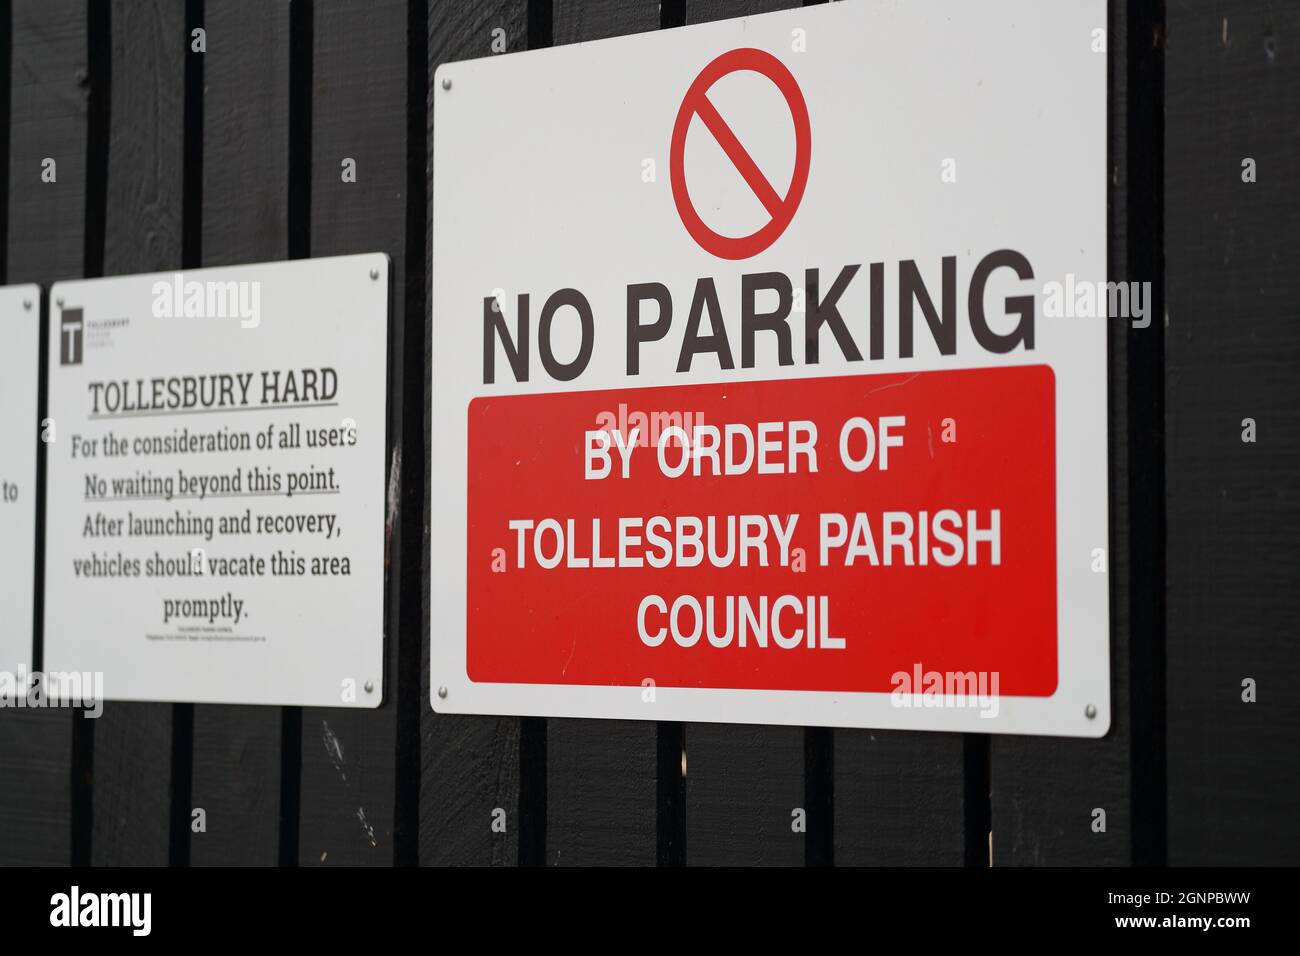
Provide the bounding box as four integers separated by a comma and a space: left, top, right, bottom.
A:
369, 267, 379, 280
437, 685, 448, 699
22, 299, 32, 310
1085, 703, 1097, 719
56, 297, 64, 308
364, 680, 375, 694
441, 76, 452, 91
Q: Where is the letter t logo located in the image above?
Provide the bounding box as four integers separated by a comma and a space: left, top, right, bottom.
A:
60, 308, 84, 366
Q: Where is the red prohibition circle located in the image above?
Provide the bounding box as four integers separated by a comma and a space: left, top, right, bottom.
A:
670, 48, 811, 261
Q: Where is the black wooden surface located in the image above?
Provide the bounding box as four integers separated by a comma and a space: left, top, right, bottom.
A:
88, 0, 187, 869
835, 732, 966, 865
554, 0, 657, 43
189, 0, 291, 868
0, 1, 83, 866
1164, 0, 1300, 865
546, 717, 658, 865
988, 0, 1139, 867
686, 0, 800, 24
296, 0, 410, 866
420, 0, 528, 867
687, 723, 806, 865
0, 0, 1295, 869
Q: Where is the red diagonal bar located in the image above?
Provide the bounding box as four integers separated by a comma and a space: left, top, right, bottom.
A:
692, 91, 786, 217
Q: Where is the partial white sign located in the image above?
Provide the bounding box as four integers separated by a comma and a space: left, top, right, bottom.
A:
431, 1, 1110, 736
45, 255, 389, 707
0, 285, 40, 677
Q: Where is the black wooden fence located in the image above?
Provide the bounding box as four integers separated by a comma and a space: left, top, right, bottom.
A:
0, 0, 1295, 866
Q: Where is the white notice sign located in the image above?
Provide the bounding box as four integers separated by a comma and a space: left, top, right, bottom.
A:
431, 1, 1110, 736
45, 255, 389, 707
0, 284, 40, 676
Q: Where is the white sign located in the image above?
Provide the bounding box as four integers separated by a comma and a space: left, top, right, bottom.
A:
0, 285, 41, 676
431, 1, 1110, 736
45, 255, 389, 707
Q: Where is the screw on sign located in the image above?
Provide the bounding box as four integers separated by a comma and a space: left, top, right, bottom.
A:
670, 48, 811, 260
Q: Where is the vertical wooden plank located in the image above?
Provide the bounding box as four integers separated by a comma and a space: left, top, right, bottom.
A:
546, 718, 656, 865
1164, 0, 1300, 864
201, 0, 290, 265
834, 732, 966, 865
189, 0, 291, 867
0, 0, 85, 868
296, 0, 410, 866
420, 0, 527, 867
685, 0, 794, 24
542, 0, 661, 868
4, 0, 86, 280
553, 0, 658, 43
687, 724, 805, 865
89, 0, 186, 868
988, 0, 1135, 866
677, 0, 813, 869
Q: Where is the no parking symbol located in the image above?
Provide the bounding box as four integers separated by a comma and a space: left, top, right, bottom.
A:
669, 48, 812, 260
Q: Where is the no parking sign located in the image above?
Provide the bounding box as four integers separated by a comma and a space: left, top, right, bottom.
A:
670, 48, 811, 260
431, 0, 1109, 736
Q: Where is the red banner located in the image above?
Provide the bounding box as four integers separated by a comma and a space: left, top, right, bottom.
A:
466, 365, 1057, 695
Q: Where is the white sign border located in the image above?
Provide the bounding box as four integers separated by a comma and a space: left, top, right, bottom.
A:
429, 2, 1112, 738
43, 254, 391, 709
0, 284, 42, 677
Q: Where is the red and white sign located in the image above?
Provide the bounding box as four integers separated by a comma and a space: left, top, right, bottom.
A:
432, 0, 1109, 735
468, 367, 1057, 694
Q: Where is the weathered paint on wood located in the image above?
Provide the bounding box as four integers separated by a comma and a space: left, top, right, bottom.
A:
0, 0, 87, 869
419, 0, 529, 868
91, 0, 187, 868
1164, 0, 1300, 865
297, 0, 410, 866
190, 0, 292, 867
